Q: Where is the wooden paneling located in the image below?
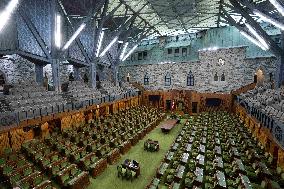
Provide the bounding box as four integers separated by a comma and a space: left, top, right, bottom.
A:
0, 132, 10, 155
10, 128, 34, 151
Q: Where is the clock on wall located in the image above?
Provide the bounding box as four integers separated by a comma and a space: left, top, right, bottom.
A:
218, 58, 225, 66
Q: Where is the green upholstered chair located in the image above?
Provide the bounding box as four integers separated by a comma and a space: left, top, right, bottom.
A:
33, 175, 43, 186
23, 167, 33, 177
126, 168, 137, 181
3, 166, 13, 176
117, 165, 126, 178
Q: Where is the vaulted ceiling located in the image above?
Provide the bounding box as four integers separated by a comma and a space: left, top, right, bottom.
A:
62, 0, 283, 37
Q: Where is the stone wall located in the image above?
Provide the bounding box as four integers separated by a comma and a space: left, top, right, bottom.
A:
0, 54, 115, 87
119, 47, 277, 93
0, 55, 36, 84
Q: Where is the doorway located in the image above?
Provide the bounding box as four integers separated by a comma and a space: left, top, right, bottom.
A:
166, 100, 171, 111
192, 102, 198, 113
255, 69, 265, 85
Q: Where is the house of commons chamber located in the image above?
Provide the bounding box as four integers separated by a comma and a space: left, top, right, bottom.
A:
0, 0, 284, 189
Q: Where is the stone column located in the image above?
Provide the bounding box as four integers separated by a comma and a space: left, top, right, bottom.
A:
73, 66, 80, 81
35, 64, 44, 86
51, 59, 61, 92
89, 62, 96, 89
276, 31, 284, 88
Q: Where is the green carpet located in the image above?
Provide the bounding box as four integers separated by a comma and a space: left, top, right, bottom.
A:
87, 119, 185, 189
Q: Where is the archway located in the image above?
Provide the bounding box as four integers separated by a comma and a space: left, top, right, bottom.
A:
255, 69, 265, 85
0, 71, 6, 92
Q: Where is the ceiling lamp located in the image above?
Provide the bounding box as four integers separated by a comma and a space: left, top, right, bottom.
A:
55, 14, 61, 48
119, 42, 128, 60
95, 30, 105, 57
269, 0, 284, 16
99, 36, 118, 57
122, 45, 138, 61
240, 31, 268, 51
0, 0, 20, 32
63, 23, 86, 50
245, 23, 269, 50
254, 9, 284, 30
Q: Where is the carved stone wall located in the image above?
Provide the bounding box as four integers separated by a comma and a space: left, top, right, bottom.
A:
120, 47, 277, 93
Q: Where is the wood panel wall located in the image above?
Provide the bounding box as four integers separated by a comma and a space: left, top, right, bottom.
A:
143, 90, 232, 114
236, 104, 284, 169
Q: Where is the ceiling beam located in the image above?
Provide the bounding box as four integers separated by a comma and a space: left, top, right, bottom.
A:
217, 0, 224, 27
119, 0, 162, 36
229, 0, 283, 56
18, 9, 52, 61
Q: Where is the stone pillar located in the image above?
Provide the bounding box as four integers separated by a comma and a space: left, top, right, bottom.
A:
51, 59, 60, 92
89, 62, 96, 89
35, 64, 44, 86
113, 65, 119, 86
73, 66, 80, 81
276, 31, 284, 88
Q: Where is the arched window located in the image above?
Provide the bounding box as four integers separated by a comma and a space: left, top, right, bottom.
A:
165, 72, 171, 86
187, 71, 194, 86
221, 72, 225, 81
214, 73, 218, 81
144, 73, 149, 85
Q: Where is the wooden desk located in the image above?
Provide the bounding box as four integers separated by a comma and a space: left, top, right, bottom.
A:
214, 156, 224, 170
165, 151, 175, 163
199, 144, 206, 154
171, 143, 179, 152
160, 119, 178, 133
239, 174, 253, 189
175, 165, 186, 182
180, 153, 190, 165
234, 159, 246, 174
122, 159, 140, 177
215, 146, 222, 155
201, 137, 206, 144
231, 147, 240, 158
215, 170, 226, 188
196, 154, 205, 167
194, 167, 204, 185
188, 137, 194, 144
157, 162, 169, 178
185, 143, 192, 153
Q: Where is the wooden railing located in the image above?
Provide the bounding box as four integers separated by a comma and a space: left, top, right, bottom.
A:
231, 83, 256, 96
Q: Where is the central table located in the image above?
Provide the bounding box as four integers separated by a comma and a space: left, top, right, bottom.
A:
160, 119, 178, 133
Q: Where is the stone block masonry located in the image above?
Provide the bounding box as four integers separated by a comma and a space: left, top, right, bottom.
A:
119, 47, 277, 93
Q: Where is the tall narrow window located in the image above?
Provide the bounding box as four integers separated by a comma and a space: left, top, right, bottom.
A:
138, 52, 143, 60
187, 71, 194, 86
165, 72, 171, 86
144, 73, 149, 85
214, 73, 218, 81
182, 48, 187, 56
221, 72, 225, 81
143, 51, 147, 60
168, 48, 172, 54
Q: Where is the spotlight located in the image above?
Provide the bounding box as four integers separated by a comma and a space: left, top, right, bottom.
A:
119, 42, 128, 60
63, 23, 86, 50
253, 9, 284, 30
95, 30, 105, 57
245, 23, 269, 50
269, 0, 284, 16
122, 45, 138, 61
0, 0, 20, 32
99, 37, 118, 57
240, 31, 268, 51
